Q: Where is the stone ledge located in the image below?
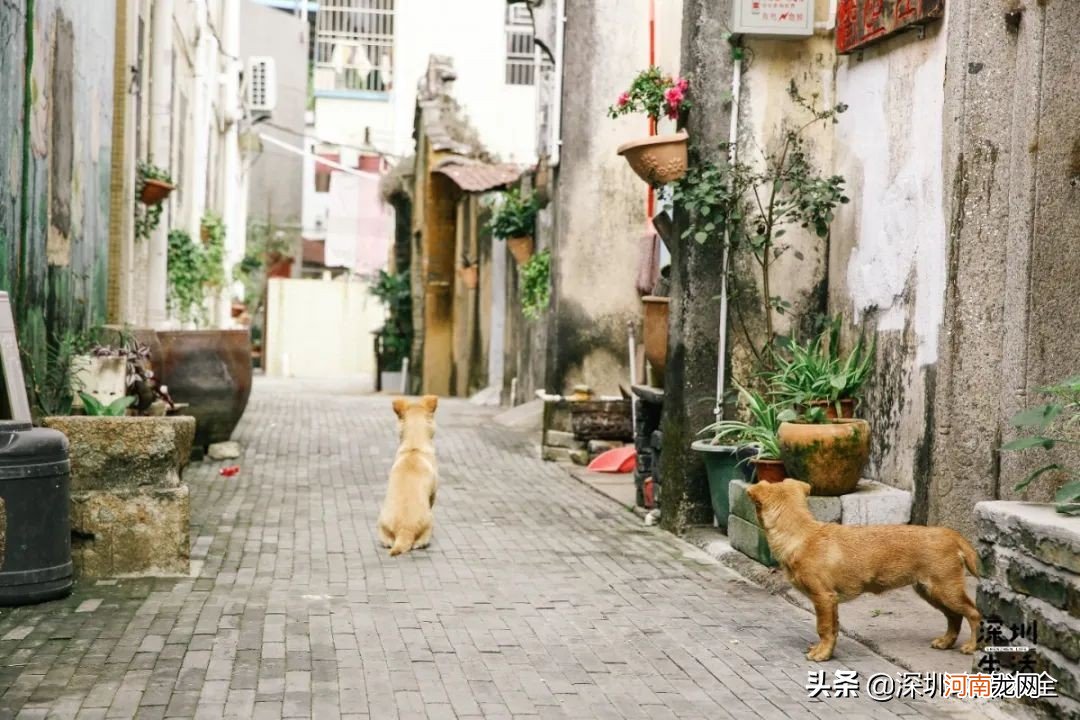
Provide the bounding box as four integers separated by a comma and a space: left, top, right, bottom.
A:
975, 501, 1080, 575
727, 514, 777, 568
978, 581, 1080, 667
981, 543, 1080, 620
70, 485, 190, 578
43, 416, 196, 492
729, 478, 911, 528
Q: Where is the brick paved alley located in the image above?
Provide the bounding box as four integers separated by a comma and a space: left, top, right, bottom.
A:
0, 379, 1027, 719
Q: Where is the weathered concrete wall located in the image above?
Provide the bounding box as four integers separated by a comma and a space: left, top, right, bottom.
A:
546, 0, 682, 397
0, 2, 115, 361
728, 13, 838, 385
242, 2, 307, 227
829, 12, 949, 508
926, 0, 1080, 534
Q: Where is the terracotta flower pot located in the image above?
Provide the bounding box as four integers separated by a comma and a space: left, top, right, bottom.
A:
506, 236, 534, 265
139, 178, 174, 205
458, 265, 479, 290
751, 457, 787, 484
641, 296, 669, 379
778, 419, 871, 496
808, 398, 856, 419
617, 130, 689, 186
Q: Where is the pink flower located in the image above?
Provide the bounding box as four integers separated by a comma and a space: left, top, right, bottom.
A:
676, 77, 689, 93
617, 92, 630, 107
666, 105, 679, 120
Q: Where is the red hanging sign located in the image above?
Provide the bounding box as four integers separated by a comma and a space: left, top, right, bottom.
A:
836, 0, 945, 55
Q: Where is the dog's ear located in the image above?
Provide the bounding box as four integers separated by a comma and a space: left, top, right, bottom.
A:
392, 397, 409, 418
746, 483, 763, 506
421, 395, 438, 414
796, 480, 812, 496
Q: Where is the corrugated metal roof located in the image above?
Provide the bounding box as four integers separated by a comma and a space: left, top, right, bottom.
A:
433, 159, 522, 193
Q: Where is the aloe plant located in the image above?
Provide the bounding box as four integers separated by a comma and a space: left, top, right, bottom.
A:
771, 315, 875, 416
699, 384, 785, 460
79, 392, 136, 417
1000, 375, 1080, 515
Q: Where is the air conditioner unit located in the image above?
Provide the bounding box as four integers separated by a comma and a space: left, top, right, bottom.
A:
247, 56, 277, 114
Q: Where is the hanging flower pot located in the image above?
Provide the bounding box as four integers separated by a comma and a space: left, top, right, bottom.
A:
458, 264, 479, 289
139, 178, 175, 206
617, 130, 689, 186
641, 296, 670, 378
506, 236, 534, 266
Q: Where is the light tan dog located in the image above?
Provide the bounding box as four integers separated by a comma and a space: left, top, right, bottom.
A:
746, 479, 981, 662
378, 396, 438, 557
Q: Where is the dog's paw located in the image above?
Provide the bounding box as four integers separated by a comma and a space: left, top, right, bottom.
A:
959, 641, 978, 655
806, 645, 834, 662
930, 635, 956, 650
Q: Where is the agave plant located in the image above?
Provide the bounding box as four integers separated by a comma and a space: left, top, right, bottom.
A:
1000, 375, 1080, 515
771, 315, 875, 416
699, 384, 785, 460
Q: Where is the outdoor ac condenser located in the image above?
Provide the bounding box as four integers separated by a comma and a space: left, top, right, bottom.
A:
247, 56, 277, 114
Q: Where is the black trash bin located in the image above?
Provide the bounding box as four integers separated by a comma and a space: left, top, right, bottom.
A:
0, 421, 74, 605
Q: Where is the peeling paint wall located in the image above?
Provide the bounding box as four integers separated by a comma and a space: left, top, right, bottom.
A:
0, 1, 115, 358
829, 15, 950, 500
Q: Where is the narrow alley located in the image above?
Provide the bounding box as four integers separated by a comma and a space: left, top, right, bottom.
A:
0, 380, 1017, 719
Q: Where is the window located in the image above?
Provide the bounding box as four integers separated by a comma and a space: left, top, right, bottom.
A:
505, 4, 535, 86
316, 0, 394, 93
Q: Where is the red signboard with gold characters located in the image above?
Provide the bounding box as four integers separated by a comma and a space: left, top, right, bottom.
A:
836, 0, 945, 54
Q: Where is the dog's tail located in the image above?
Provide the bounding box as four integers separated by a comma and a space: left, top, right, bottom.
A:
957, 535, 981, 578
389, 528, 415, 557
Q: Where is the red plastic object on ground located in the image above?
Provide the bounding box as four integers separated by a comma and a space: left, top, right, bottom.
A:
587, 446, 636, 474
219, 466, 240, 477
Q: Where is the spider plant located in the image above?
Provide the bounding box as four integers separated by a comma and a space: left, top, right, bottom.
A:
771, 315, 875, 416
698, 384, 785, 460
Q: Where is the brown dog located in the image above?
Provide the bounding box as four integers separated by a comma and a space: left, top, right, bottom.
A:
746, 479, 981, 662
377, 396, 438, 556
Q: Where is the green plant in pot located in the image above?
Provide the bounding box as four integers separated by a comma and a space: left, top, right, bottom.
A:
772, 315, 875, 419
776, 404, 870, 496
370, 269, 413, 383
487, 188, 539, 266
696, 385, 789, 530
1000, 375, 1080, 515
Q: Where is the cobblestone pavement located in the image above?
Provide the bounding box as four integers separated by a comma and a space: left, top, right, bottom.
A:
0, 379, 1030, 719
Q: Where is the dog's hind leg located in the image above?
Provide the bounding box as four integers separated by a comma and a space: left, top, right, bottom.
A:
378, 523, 394, 549
806, 591, 839, 662
414, 523, 433, 550
915, 582, 962, 650
934, 581, 982, 654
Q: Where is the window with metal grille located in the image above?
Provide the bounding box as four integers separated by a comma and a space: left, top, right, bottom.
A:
316, 0, 394, 93
505, 4, 535, 86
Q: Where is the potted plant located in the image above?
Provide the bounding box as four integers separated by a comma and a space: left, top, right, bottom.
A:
608, 67, 691, 186
520, 249, 551, 321
159, 213, 252, 457
1000, 374, 1080, 514
488, 188, 539, 265
777, 405, 871, 496
694, 386, 787, 528
771, 315, 875, 419
371, 270, 413, 391
137, 161, 174, 206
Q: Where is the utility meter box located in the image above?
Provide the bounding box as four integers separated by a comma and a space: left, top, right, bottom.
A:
732, 0, 815, 37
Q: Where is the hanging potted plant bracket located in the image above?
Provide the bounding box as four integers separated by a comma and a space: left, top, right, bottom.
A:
138, 161, 175, 206
609, 67, 691, 186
